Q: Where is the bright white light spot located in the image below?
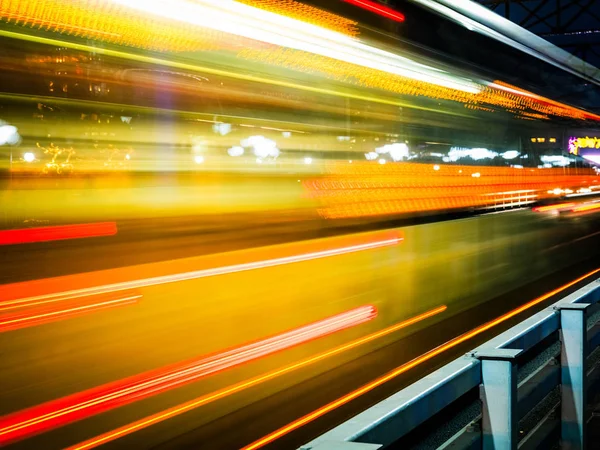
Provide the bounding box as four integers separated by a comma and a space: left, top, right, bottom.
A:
375, 143, 409, 161
194, 155, 205, 164
242, 135, 279, 159
512, 165, 524, 169
0, 123, 20, 146
349, 160, 353, 163
502, 150, 519, 160
378, 158, 386, 164
304, 157, 313, 165
256, 158, 263, 164
433, 165, 440, 171
213, 123, 232, 136
541, 155, 571, 167
449, 147, 498, 161
365, 151, 378, 161
472, 172, 481, 178
125, 154, 131, 160
23, 152, 35, 162
228, 146, 244, 157
282, 131, 291, 138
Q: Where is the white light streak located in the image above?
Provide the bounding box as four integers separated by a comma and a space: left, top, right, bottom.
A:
2, 234, 403, 307
110, 0, 482, 93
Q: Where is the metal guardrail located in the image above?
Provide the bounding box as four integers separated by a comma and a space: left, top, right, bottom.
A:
301, 277, 600, 450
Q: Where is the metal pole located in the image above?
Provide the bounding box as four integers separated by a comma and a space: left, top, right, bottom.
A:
477, 348, 522, 450
557, 303, 590, 450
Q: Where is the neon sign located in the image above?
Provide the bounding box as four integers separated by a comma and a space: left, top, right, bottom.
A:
569, 136, 600, 155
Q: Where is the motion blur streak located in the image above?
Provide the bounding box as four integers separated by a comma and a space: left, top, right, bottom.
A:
2, 0, 478, 93
0, 306, 377, 445
1, 231, 403, 309
68, 306, 447, 450
0, 222, 117, 245
243, 268, 600, 449
236, 0, 358, 36
533, 203, 575, 212
0, 30, 455, 115
342, 0, 405, 22
0, 295, 141, 333
572, 203, 600, 213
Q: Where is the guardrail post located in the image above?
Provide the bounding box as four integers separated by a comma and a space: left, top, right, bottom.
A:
557, 303, 590, 450
475, 348, 522, 450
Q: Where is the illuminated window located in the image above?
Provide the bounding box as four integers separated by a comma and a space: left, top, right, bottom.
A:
537, 138, 546, 143
530, 138, 536, 143
549, 138, 556, 143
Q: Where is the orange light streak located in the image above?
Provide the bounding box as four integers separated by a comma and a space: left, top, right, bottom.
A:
2, 231, 402, 309
0, 306, 377, 445
532, 202, 575, 212
236, 0, 358, 36
0, 0, 240, 53
243, 267, 600, 450
0, 295, 141, 333
305, 162, 598, 219
68, 305, 446, 450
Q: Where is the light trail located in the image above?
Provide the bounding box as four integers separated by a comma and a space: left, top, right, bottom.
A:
68, 305, 446, 450
343, 0, 405, 22
0, 295, 141, 333
2, 231, 403, 310
572, 202, 600, 213
0, 30, 475, 117
532, 202, 575, 212
5, 0, 475, 93
243, 267, 600, 449
0, 222, 117, 245
0, 305, 377, 445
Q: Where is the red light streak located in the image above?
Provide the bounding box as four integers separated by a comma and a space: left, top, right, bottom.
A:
0, 295, 140, 333
0, 222, 117, 245
532, 202, 575, 212
244, 267, 600, 449
68, 305, 446, 450
0, 305, 377, 445
343, 0, 405, 22
3, 231, 403, 309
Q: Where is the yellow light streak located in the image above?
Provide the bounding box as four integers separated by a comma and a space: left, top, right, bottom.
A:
0, 30, 469, 117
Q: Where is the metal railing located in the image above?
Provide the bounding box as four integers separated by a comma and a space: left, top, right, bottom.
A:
301, 277, 600, 450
